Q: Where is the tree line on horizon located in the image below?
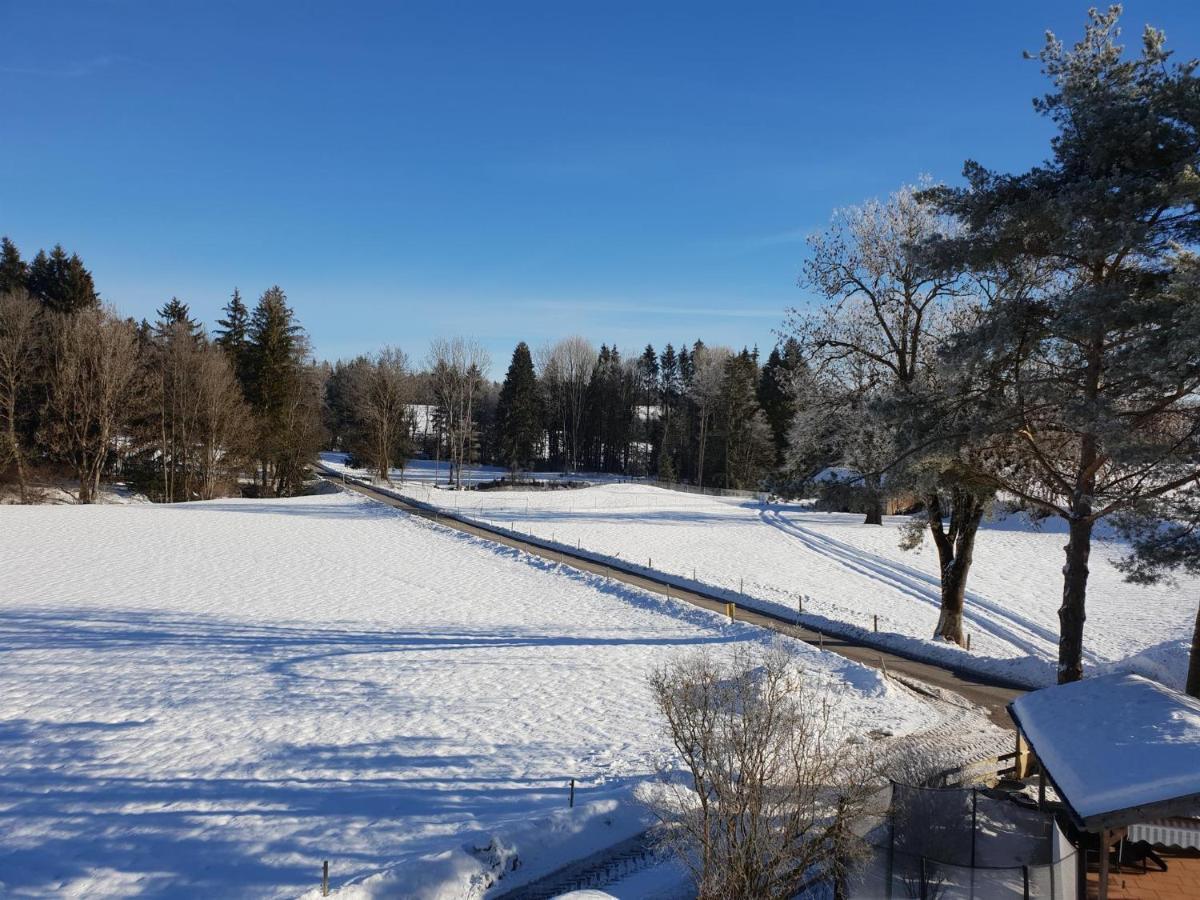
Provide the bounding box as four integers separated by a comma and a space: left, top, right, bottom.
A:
0, 242, 322, 504
323, 335, 803, 491
0, 237, 798, 504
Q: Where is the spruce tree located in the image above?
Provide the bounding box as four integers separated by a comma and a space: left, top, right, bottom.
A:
758, 339, 804, 466
658, 344, 681, 480
723, 349, 774, 489
495, 341, 542, 478
155, 297, 201, 339
636, 344, 660, 473
0, 237, 27, 294
246, 286, 309, 493
26, 244, 99, 314
214, 288, 252, 393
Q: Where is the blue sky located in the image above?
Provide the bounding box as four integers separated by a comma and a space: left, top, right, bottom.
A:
3, 1, 1197, 375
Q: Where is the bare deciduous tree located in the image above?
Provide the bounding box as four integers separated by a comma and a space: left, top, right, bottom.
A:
41, 307, 140, 503
687, 345, 731, 489
193, 343, 253, 500
0, 288, 40, 502
428, 337, 490, 489
648, 646, 877, 900
788, 182, 963, 527
537, 336, 595, 473
351, 346, 411, 482
786, 183, 999, 646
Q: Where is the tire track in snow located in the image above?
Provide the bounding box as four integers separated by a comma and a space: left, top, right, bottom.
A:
759, 509, 1071, 663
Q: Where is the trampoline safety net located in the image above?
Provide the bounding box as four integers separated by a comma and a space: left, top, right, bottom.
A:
849, 782, 1079, 899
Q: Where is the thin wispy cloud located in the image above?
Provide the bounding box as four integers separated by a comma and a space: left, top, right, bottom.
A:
519, 299, 781, 319
708, 225, 819, 258
1, 54, 128, 78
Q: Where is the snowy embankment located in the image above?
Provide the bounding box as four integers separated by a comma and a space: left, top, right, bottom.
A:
0, 488, 933, 898
321, 454, 1198, 691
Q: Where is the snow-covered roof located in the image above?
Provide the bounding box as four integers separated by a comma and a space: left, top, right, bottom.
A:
1009, 673, 1200, 830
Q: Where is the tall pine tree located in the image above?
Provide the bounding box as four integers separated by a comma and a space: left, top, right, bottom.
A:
495, 341, 542, 478
214, 288, 252, 393
758, 339, 803, 466
246, 286, 312, 494
26, 244, 98, 314
0, 237, 27, 294
155, 297, 201, 339
929, 7, 1200, 681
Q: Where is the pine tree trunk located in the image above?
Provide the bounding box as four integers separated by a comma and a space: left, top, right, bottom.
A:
1187, 600, 1200, 699
1058, 516, 1094, 683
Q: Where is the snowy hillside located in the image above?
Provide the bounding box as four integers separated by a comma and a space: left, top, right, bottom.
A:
0, 490, 935, 898
323, 460, 1198, 691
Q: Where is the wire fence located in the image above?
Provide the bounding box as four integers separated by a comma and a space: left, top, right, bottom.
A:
324, 462, 1026, 671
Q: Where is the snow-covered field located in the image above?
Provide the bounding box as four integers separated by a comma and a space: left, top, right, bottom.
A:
321, 455, 1198, 691
0, 487, 936, 898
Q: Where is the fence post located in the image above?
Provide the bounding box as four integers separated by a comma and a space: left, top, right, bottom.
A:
971, 789, 978, 869
874, 614, 878, 632
726, 602, 735, 621
569, 778, 575, 808
322, 860, 329, 896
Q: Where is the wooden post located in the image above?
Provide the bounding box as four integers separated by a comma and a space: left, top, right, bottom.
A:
1098, 829, 1110, 900
1014, 731, 1030, 779
966, 633, 972, 651
569, 778, 575, 808
740, 577, 744, 595
726, 602, 735, 620
873, 614, 878, 632
322, 860, 329, 897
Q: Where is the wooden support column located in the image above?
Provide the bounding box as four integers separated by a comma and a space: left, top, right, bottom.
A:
1014, 730, 1031, 779
1098, 828, 1110, 900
